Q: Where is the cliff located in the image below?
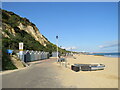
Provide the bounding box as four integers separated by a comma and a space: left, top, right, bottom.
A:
2, 9, 68, 70
2, 10, 49, 47
2, 9, 60, 52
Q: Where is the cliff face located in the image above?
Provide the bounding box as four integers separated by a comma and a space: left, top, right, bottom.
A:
2, 9, 69, 71
2, 10, 49, 47
2, 9, 68, 53
18, 23, 48, 46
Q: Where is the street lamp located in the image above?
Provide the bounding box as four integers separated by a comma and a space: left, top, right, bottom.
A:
71, 47, 73, 56
56, 36, 58, 62
60, 46, 62, 57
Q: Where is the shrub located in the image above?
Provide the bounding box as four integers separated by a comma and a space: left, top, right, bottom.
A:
2, 47, 17, 70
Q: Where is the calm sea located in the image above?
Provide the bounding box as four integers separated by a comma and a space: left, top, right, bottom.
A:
89, 53, 120, 58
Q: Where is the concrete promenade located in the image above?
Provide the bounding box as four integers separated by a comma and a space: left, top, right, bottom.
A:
2, 58, 66, 88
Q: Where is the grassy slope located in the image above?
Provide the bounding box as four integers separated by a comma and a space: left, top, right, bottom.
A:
2, 9, 70, 70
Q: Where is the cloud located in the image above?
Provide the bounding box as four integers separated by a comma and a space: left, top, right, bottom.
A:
98, 41, 119, 48
61, 46, 78, 50
99, 43, 118, 48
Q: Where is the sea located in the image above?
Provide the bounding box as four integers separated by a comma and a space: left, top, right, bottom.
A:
89, 52, 120, 58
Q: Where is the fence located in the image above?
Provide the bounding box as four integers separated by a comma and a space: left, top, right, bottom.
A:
17, 50, 50, 62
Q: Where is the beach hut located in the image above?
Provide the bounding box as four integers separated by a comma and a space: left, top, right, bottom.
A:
47, 52, 50, 59
44, 52, 47, 59
31, 51, 35, 61
24, 50, 31, 62
34, 51, 38, 60
34, 51, 37, 60
41, 52, 44, 60
37, 51, 40, 60
52, 52, 57, 57
43, 52, 45, 59
39, 51, 42, 60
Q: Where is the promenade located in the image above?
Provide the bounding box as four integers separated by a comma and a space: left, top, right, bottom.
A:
2, 58, 66, 88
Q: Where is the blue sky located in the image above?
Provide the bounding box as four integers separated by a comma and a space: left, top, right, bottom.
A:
2, 2, 118, 52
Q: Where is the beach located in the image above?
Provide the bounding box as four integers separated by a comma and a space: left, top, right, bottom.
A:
54, 54, 118, 88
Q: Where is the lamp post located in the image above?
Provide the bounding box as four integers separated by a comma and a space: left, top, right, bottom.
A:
56, 36, 58, 62
71, 47, 73, 56
60, 46, 62, 57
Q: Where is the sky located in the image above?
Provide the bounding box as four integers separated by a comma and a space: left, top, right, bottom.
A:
2, 2, 118, 52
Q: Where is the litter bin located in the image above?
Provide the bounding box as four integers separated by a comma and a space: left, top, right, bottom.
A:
71, 65, 80, 72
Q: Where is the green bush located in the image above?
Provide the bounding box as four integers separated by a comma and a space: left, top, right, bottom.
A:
2, 30, 47, 51
2, 47, 17, 70
8, 15, 20, 27
2, 11, 10, 20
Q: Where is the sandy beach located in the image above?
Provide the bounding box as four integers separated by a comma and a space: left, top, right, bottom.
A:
54, 55, 118, 88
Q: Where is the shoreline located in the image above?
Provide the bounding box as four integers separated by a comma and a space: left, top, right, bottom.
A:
88, 53, 120, 58
104, 55, 120, 58
86, 54, 120, 58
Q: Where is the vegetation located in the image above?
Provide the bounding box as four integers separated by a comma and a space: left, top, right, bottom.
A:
2, 47, 17, 70
2, 29, 47, 51
2, 10, 33, 27
2, 9, 71, 70
2, 9, 69, 53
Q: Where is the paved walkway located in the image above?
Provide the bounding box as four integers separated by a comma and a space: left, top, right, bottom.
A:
2, 58, 66, 88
